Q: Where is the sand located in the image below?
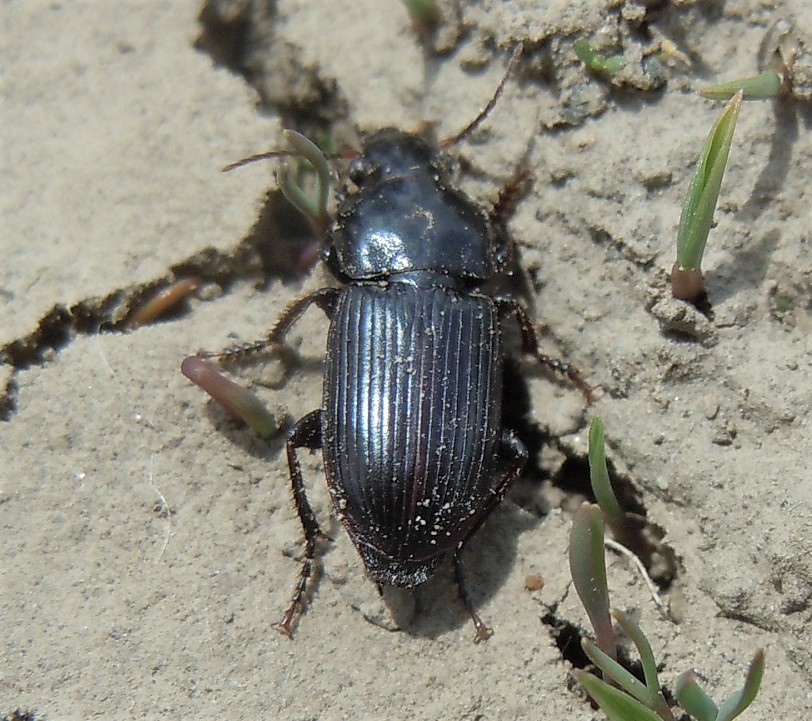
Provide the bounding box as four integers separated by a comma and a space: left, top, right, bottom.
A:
2, 1, 810, 719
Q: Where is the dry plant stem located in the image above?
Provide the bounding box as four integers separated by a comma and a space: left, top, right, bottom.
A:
604, 538, 668, 618
127, 277, 201, 329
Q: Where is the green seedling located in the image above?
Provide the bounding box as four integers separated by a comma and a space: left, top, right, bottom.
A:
180, 356, 287, 439
569, 502, 616, 663
580, 611, 674, 720
569, 418, 765, 721
276, 130, 333, 237
587, 417, 624, 530
587, 417, 660, 599
700, 71, 784, 101
672, 90, 743, 303
574, 38, 627, 76
223, 129, 334, 237
568, 418, 634, 666
572, 671, 664, 721
292, 132, 332, 180
701, 20, 803, 100
398, 0, 441, 38
675, 650, 765, 721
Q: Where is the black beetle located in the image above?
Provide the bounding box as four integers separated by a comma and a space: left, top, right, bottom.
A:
189, 49, 592, 641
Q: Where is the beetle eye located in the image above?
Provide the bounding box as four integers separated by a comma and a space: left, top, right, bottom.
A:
349, 157, 374, 185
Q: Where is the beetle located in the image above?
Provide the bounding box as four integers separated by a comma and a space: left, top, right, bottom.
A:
186, 47, 593, 642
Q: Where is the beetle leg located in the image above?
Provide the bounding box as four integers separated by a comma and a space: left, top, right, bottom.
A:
275, 409, 326, 638
497, 299, 597, 400
489, 165, 532, 227
453, 430, 528, 643
201, 287, 338, 362
452, 553, 492, 643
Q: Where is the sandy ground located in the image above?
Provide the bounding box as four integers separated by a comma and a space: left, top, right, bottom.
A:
2, 1, 810, 719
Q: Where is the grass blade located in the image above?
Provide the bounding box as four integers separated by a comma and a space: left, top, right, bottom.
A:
673, 90, 743, 300
569, 503, 616, 661
277, 130, 332, 235
700, 70, 783, 100
675, 671, 719, 721
588, 417, 624, 527
582, 638, 654, 707
612, 611, 674, 720
573, 670, 664, 721
715, 649, 765, 721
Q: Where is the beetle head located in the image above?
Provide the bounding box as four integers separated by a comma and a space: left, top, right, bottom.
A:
348, 128, 441, 188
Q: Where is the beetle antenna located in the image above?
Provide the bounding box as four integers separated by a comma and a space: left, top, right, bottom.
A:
223, 150, 300, 172
439, 42, 523, 149
223, 147, 359, 173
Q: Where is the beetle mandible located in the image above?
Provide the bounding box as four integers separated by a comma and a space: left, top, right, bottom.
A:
188, 46, 593, 642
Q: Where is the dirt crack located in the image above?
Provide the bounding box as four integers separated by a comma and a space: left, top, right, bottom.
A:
0, 189, 315, 421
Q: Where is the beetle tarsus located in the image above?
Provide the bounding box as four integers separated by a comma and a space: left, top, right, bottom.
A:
274, 549, 314, 639
447, 430, 527, 641
273, 611, 296, 639
199, 339, 284, 362
471, 616, 494, 644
